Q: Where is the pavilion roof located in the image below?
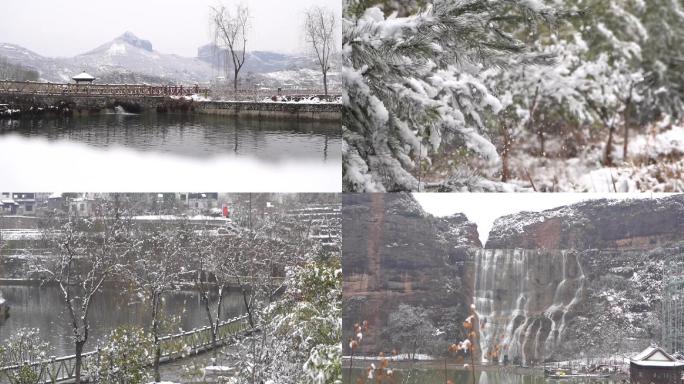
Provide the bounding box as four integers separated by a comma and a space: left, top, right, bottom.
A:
631, 346, 684, 368
72, 72, 95, 81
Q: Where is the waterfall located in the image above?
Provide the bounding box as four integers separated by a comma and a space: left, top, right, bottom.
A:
114, 105, 126, 114
473, 249, 585, 365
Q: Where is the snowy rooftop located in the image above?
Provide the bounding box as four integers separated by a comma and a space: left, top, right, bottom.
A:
132, 215, 231, 222
72, 72, 95, 81
631, 346, 684, 368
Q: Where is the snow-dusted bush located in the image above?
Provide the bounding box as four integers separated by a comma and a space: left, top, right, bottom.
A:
0, 328, 52, 384
225, 258, 342, 384
90, 326, 153, 384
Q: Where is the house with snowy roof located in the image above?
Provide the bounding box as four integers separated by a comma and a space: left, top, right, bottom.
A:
630, 345, 684, 384
68, 194, 96, 216
0, 193, 37, 215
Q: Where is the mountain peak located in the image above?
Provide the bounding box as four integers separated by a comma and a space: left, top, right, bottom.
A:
116, 31, 153, 52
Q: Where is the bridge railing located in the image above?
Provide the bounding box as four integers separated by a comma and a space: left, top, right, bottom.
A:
0, 314, 250, 384
0, 80, 341, 101
0, 80, 209, 98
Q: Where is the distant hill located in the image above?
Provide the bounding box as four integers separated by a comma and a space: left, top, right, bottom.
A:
0, 32, 334, 87
197, 43, 317, 74
0, 55, 40, 81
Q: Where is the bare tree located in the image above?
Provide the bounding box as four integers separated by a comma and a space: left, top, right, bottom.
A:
211, 4, 249, 93
188, 230, 257, 361
304, 6, 336, 96
124, 220, 188, 383
33, 201, 131, 384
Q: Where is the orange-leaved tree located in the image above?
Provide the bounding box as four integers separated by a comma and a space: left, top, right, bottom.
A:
348, 320, 368, 384
447, 303, 479, 384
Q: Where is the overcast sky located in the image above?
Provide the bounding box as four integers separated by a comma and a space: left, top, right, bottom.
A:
413, 192, 677, 245
0, 0, 340, 57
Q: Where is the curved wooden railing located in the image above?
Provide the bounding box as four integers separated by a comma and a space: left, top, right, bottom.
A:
0, 81, 208, 97
0, 80, 340, 101
0, 314, 250, 384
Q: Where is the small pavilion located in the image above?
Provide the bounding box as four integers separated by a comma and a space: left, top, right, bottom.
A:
630, 345, 684, 384
72, 71, 95, 84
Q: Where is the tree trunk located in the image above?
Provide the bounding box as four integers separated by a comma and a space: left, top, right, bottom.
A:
74, 340, 85, 384
233, 69, 239, 93
201, 290, 218, 361
211, 286, 225, 360
500, 122, 511, 182
470, 346, 476, 384
152, 293, 161, 382
323, 71, 328, 96
347, 348, 354, 384
622, 98, 632, 161
604, 123, 616, 167
537, 126, 545, 157
242, 288, 254, 328
623, 121, 629, 161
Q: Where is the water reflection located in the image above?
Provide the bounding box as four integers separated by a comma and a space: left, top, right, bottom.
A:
0, 283, 246, 356
0, 113, 341, 162
346, 368, 624, 384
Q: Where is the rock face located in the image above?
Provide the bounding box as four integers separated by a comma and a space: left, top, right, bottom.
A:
343, 193, 480, 356
345, 193, 684, 362
486, 195, 684, 250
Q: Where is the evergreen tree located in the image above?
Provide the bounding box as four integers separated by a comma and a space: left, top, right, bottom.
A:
342, 0, 568, 191
639, 0, 684, 118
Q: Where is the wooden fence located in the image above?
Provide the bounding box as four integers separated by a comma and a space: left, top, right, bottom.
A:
0, 314, 250, 384
0, 81, 209, 97
0, 81, 339, 101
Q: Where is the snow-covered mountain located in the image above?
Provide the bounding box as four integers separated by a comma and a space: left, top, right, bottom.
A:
0, 32, 327, 86
197, 43, 317, 74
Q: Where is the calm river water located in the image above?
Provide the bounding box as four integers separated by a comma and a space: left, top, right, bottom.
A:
0, 113, 340, 161
0, 283, 246, 357
345, 367, 624, 384
0, 113, 341, 191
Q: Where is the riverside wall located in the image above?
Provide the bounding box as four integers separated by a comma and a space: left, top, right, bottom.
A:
0, 93, 341, 121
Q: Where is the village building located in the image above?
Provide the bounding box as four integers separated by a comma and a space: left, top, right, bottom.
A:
630, 346, 684, 384
47, 192, 66, 212
68, 195, 96, 216
0, 199, 18, 215
0, 193, 37, 215
181, 193, 219, 212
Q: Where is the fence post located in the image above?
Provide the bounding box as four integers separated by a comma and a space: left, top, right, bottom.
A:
48, 356, 56, 384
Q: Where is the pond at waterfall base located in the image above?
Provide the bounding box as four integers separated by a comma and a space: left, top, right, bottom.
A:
343, 361, 626, 384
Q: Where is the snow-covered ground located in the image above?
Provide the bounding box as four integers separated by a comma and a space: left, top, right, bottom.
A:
343, 353, 434, 361
260, 95, 342, 104
431, 120, 684, 192
132, 215, 230, 222
260, 68, 341, 90
0, 135, 340, 192
0, 229, 43, 240
170, 94, 211, 102
512, 123, 684, 192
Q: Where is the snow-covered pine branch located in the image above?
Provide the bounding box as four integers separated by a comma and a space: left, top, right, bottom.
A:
342, 0, 570, 191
